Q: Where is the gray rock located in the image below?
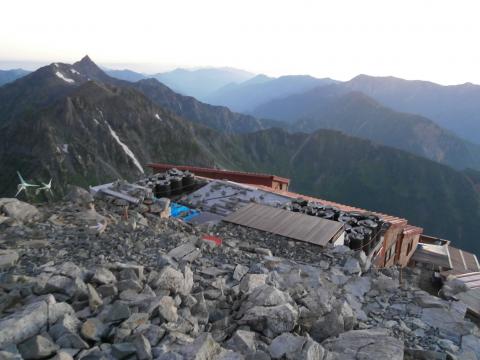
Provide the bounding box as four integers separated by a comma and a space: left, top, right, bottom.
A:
65, 186, 94, 205
344, 277, 371, 299
437, 338, 459, 353
242, 303, 299, 337
120, 313, 150, 331
415, 294, 447, 309
421, 307, 474, 343
342, 257, 361, 275
55, 262, 85, 279
111, 263, 145, 282
216, 349, 246, 360
245, 351, 270, 360
45, 275, 74, 295
117, 279, 143, 293
112, 342, 137, 359
151, 266, 184, 292
179, 333, 222, 360
168, 243, 198, 262
97, 284, 118, 298
183, 266, 194, 295
461, 335, 480, 359
372, 275, 398, 291
0, 198, 40, 223
55, 333, 89, 350
322, 328, 404, 360
246, 285, 292, 308
310, 301, 355, 342
226, 330, 257, 354
404, 349, 447, 360
296, 338, 325, 360
87, 283, 103, 310
137, 325, 165, 347
0, 250, 19, 270
18, 335, 58, 360
81, 318, 108, 341
105, 301, 131, 322
233, 265, 249, 281
0, 296, 73, 348
0, 346, 23, 360
51, 350, 75, 360
92, 267, 117, 285
239, 274, 267, 294
49, 314, 81, 341
269, 333, 306, 359
133, 334, 152, 360
158, 296, 178, 322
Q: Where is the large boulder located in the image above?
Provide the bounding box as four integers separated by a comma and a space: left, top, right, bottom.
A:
322, 328, 404, 360
241, 303, 299, 337
0, 198, 40, 223
0, 296, 74, 348
178, 333, 222, 360
269, 333, 326, 360
17, 335, 58, 359
64, 185, 94, 206
150, 266, 192, 295
310, 301, 355, 342
0, 250, 19, 270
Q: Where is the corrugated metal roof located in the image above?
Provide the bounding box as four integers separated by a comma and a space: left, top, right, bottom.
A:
446, 246, 480, 274
223, 203, 344, 247
452, 272, 480, 290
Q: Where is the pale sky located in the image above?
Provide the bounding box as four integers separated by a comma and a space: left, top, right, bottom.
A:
1, 0, 479, 85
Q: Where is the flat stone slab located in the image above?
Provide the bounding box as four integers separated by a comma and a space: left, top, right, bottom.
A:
322, 328, 404, 360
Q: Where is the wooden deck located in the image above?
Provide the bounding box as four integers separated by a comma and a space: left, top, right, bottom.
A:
223, 203, 344, 246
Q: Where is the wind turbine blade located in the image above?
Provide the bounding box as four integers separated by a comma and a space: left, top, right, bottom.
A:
17, 171, 26, 184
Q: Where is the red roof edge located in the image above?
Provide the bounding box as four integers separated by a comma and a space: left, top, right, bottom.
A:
146, 163, 290, 184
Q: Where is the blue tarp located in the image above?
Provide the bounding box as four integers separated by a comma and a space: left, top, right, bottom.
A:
170, 202, 200, 222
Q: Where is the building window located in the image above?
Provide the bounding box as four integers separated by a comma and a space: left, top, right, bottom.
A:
406, 240, 413, 255
386, 243, 396, 262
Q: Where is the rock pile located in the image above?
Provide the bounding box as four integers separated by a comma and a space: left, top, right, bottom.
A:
0, 196, 479, 359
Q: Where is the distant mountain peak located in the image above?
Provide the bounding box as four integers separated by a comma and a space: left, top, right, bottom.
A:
78, 55, 94, 65
73, 56, 110, 82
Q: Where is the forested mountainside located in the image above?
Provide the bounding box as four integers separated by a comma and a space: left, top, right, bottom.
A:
252, 84, 480, 171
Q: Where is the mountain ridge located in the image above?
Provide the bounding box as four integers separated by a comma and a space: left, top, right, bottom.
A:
252, 84, 480, 171
1, 56, 480, 254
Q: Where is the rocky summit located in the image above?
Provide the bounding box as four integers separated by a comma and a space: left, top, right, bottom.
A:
0, 189, 479, 359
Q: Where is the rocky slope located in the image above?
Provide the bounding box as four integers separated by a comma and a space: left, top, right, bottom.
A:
0, 193, 479, 359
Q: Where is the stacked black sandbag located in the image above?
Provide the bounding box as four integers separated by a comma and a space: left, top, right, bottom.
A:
138, 168, 198, 198
283, 199, 388, 254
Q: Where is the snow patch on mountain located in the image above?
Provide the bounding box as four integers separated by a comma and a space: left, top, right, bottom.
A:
55, 71, 75, 83
106, 122, 144, 173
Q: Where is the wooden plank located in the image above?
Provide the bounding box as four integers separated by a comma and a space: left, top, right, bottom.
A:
224, 203, 343, 247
